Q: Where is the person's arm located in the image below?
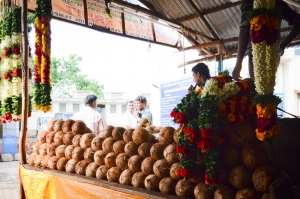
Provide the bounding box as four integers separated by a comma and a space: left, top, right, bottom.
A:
97, 118, 106, 137
232, 29, 250, 80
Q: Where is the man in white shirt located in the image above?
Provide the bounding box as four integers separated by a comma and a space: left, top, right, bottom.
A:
72, 94, 106, 136
122, 100, 138, 129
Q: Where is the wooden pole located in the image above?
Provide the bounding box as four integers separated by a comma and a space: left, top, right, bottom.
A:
19, 0, 29, 198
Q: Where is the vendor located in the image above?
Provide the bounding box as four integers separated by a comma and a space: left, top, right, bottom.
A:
188, 62, 211, 93
72, 94, 106, 136
135, 95, 153, 125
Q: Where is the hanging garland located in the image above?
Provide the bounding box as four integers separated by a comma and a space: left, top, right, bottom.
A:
170, 71, 256, 186
33, 0, 52, 113
248, 0, 282, 141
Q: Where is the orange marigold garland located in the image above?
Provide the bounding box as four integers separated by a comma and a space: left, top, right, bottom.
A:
33, 0, 52, 112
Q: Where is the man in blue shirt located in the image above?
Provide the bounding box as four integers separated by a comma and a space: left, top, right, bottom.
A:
135, 95, 153, 125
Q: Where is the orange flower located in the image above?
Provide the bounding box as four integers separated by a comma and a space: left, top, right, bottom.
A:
197, 87, 203, 95
269, 17, 279, 30
218, 103, 226, 111
240, 96, 248, 104
256, 125, 280, 141
248, 106, 253, 114
238, 114, 244, 123
227, 113, 235, 123
217, 137, 223, 144
230, 105, 235, 113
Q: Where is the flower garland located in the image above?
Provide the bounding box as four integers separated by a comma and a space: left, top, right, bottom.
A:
171, 71, 256, 186
0, 7, 33, 123
33, 0, 52, 113
248, 0, 282, 141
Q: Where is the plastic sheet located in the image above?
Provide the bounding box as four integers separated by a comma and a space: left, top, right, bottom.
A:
19, 165, 144, 199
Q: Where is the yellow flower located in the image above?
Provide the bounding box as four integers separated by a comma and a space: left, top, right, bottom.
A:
197, 87, 203, 95
34, 104, 40, 110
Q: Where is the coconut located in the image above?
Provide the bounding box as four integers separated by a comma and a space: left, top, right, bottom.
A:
65, 145, 74, 160
145, 126, 155, 133
113, 140, 126, 154
54, 131, 65, 146
63, 132, 74, 146
33, 142, 42, 154
72, 135, 82, 147
72, 120, 87, 135
138, 142, 153, 158
139, 118, 150, 127
91, 137, 104, 151
173, 128, 181, 144
100, 125, 114, 138
48, 156, 60, 170
163, 144, 179, 164
236, 189, 261, 199
112, 127, 126, 140
150, 143, 166, 160
46, 131, 55, 144
128, 155, 143, 173
66, 159, 79, 173
189, 165, 206, 184
153, 159, 171, 178
144, 174, 161, 191
228, 123, 257, 148
102, 137, 115, 153
34, 155, 43, 167
194, 183, 214, 199
132, 127, 151, 144
41, 155, 51, 168
170, 163, 183, 180
119, 169, 134, 185
62, 119, 75, 133
72, 147, 85, 161
84, 147, 95, 163
159, 126, 175, 145
55, 145, 66, 158
75, 160, 89, 175
252, 166, 279, 193
96, 165, 110, 180
80, 133, 96, 149
221, 144, 242, 169
175, 179, 195, 198
131, 172, 147, 188
47, 119, 57, 131
107, 167, 122, 182
159, 177, 177, 194
53, 120, 64, 132
124, 141, 138, 156
39, 143, 48, 156
214, 186, 236, 199
27, 152, 38, 166
242, 143, 270, 170
94, 150, 107, 166
228, 165, 253, 189
261, 193, 271, 199
57, 157, 69, 171
123, 128, 134, 143
105, 152, 117, 168
141, 157, 156, 175
47, 143, 57, 156
86, 162, 99, 178
116, 153, 129, 170
86, 127, 93, 133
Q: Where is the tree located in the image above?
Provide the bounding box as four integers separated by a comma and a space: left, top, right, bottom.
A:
51, 54, 104, 98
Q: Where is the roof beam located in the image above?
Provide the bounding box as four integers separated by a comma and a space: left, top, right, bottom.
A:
187, 0, 219, 40
177, 1, 242, 23
181, 40, 220, 51
110, 0, 215, 41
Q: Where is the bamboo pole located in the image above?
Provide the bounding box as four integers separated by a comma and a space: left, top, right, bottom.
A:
19, 0, 29, 198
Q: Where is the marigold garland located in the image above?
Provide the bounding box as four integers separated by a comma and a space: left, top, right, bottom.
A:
171, 71, 256, 186
33, 0, 52, 112
249, 0, 282, 141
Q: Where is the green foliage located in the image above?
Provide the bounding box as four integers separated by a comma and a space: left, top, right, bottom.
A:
35, 0, 52, 18
253, 93, 282, 106
51, 54, 104, 98
247, 7, 282, 21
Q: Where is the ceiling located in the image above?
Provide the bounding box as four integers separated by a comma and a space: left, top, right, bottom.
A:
112, 0, 300, 64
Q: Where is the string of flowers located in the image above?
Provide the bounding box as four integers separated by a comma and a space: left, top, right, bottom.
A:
248, 0, 282, 141
171, 71, 256, 186
33, 0, 52, 113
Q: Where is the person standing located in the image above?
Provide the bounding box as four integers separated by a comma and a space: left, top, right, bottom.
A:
188, 62, 211, 93
72, 94, 106, 136
135, 95, 153, 125
122, 100, 138, 129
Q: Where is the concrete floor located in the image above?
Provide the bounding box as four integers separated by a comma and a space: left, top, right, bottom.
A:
0, 161, 19, 199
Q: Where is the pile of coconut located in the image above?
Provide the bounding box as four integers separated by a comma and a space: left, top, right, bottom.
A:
27, 119, 279, 199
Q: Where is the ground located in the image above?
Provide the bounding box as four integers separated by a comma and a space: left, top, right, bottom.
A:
0, 161, 19, 199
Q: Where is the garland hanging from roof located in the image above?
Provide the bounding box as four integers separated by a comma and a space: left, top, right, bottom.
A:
33, 0, 52, 113
248, 0, 282, 141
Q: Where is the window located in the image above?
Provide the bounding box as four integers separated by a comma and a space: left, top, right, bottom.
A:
122, 105, 126, 113
73, 104, 79, 112
59, 103, 66, 112
110, 104, 116, 113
